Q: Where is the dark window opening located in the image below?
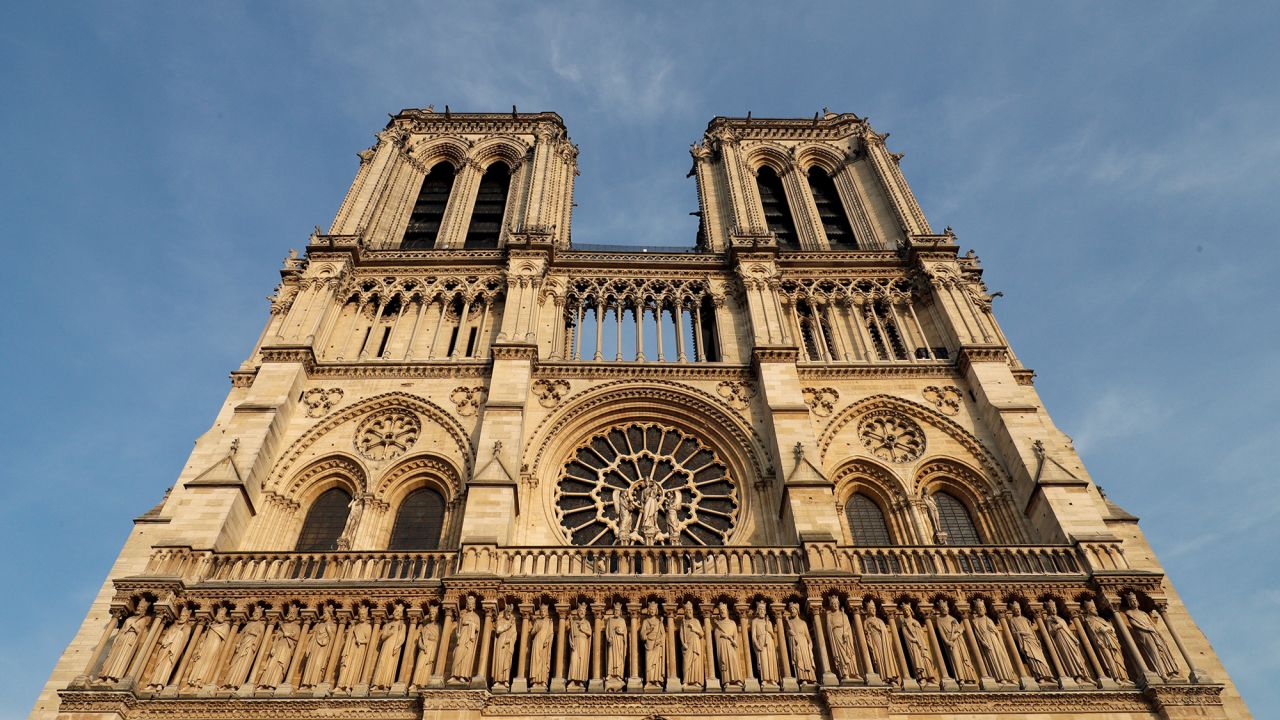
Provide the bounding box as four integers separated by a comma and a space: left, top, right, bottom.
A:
465, 327, 478, 357
845, 493, 892, 545
357, 327, 372, 356
446, 327, 459, 357
806, 167, 857, 249
699, 296, 720, 361
755, 166, 798, 250
376, 327, 391, 357
934, 491, 982, 545
402, 162, 456, 249
464, 163, 510, 249
389, 488, 446, 551
295, 487, 351, 552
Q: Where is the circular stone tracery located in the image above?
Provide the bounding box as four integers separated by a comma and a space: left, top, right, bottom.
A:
555, 422, 739, 547
857, 411, 926, 463
354, 409, 421, 462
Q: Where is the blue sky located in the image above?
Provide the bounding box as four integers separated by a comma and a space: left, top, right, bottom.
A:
1, 2, 1275, 716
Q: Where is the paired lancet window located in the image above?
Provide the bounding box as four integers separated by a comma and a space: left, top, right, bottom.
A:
754, 164, 858, 250
400, 161, 512, 250
295, 486, 447, 552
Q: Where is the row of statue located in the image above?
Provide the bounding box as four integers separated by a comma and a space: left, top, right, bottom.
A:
83, 589, 1190, 696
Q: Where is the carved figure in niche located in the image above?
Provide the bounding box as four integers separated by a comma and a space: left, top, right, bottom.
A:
258, 604, 301, 689
528, 603, 554, 690
923, 494, 946, 544
933, 599, 976, 684
1008, 602, 1053, 682
1122, 592, 1180, 680
623, 477, 682, 546
899, 604, 937, 683
751, 600, 780, 688
409, 605, 440, 689
371, 603, 407, 690
300, 603, 337, 689
492, 605, 517, 689
1082, 599, 1128, 682
97, 597, 151, 684
825, 595, 859, 681
861, 599, 899, 682
785, 602, 817, 684
337, 494, 366, 551
612, 489, 634, 546
713, 602, 744, 688
1044, 599, 1090, 683
640, 601, 666, 688
568, 602, 593, 689
449, 595, 481, 684
186, 604, 230, 690
336, 604, 373, 691
679, 601, 705, 689
604, 600, 627, 691
222, 604, 266, 689
969, 598, 1013, 683
145, 605, 193, 690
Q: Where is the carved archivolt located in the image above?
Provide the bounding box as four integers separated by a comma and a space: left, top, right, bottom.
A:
267, 392, 473, 494
858, 411, 926, 464
555, 422, 739, 547
277, 454, 367, 505
372, 453, 463, 505
354, 409, 420, 462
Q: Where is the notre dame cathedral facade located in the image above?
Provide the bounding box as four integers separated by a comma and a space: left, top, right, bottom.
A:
33, 109, 1250, 719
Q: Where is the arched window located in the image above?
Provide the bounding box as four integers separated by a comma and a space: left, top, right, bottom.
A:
755, 166, 798, 249
295, 487, 352, 552
933, 491, 982, 544
806, 167, 857, 249
388, 488, 446, 550
845, 493, 892, 545
402, 162, 456, 249
464, 163, 510, 249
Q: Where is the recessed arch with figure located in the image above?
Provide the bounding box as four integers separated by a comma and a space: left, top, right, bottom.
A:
917, 458, 1025, 544
295, 486, 353, 552
370, 452, 464, 550
831, 458, 913, 545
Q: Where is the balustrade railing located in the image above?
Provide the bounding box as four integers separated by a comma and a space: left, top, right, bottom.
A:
140, 541, 1125, 585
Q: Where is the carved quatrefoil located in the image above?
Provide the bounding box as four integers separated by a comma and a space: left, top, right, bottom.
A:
857, 411, 925, 464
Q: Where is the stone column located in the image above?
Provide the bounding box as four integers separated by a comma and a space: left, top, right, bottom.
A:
700, 604, 720, 692
429, 609, 454, 688
396, 614, 420, 690
627, 602, 642, 692
75, 612, 122, 686
807, 599, 838, 687
885, 608, 912, 690
736, 603, 760, 691
772, 603, 796, 692
173, 621, 205, 691
513, 605, 532, 693
961, 610, 995, 689
123, 614, 163, 686
588, 603, 604, 692
1069, 610, 1106, 689
244, 618, 277, 692
997, 608, 1037, 691
664, 603, 681, 692
1156, 605, 1210, 684
359, 616, 384, 690
551, 603, 568, 692
1034, 611, 1075, 690
922, 609, 955, 691
852, 605, 881, 686
473, 606, 495, 689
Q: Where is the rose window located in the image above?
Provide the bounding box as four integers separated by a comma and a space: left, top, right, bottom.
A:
858, 412, 925, 463
354, 409, 420, 461
555, 423, 739, 547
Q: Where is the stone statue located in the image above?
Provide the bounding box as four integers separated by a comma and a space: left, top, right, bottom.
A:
899, 605, 937, 683
1123, 592, 1180, 680
923, 494, 945, 543
222, 605, 266, 689
1044, 599, 1090, 682
640, 600, 666, 688
679, 601, 705, 689
186, 604, 230, 690
336, 604, 372, 691
751, 600, 779, 688
450, 595, 481, 683
567, 602, 592, 689
785, 602, 816, 684
933, 599, 976, 684
409, 605, 440, 689
528, 603, 554, 690
861, 599, 899, 682
713, 602, 743, 688
825, 595, 859, 681
1082, 600, 1128, 682
617, 476, 684, 546
637, 479, 665, 545
970, 599, 1013, 683
665, 489, 683, 546
97, 597, 151, 684
300, 603, 336, 689
258, 604, 301, 689
604, 601, 627, 690
1008, 602, 1053, 682
492, 606, 517, 689
145, 605, 193, 690
337, 494, 366, 550
613, 489, 634, 543
371, 603, 406, 690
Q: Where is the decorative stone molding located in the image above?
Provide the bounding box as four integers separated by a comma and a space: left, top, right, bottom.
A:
531, 378, 570, 408
921, 385, 962, 416
715, 380, 756, 410
857, 411, 926, 464
302, 388, 344, 418
801, 386, 839, 417
448, 386, 488, 417
354, 409, 421, 462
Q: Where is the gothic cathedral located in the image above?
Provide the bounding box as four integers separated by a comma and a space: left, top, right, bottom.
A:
33, 109, 1250, 719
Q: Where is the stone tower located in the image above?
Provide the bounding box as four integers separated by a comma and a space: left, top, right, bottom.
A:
33, 109, 1250, 719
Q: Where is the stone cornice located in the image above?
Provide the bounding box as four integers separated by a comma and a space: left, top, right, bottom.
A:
533, 361, 753, 381
795, 362, 957, 381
